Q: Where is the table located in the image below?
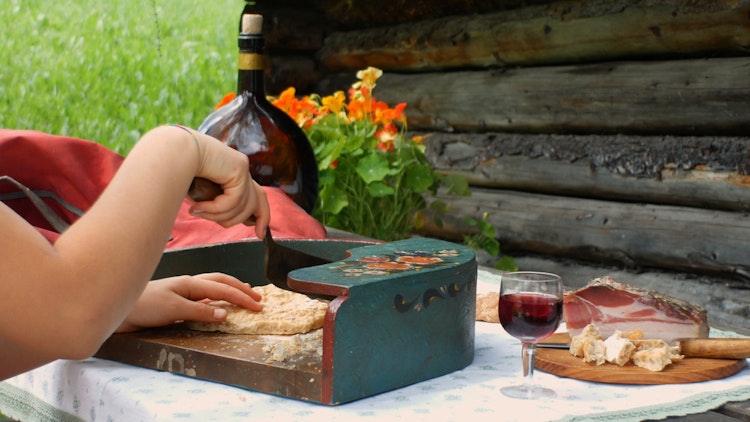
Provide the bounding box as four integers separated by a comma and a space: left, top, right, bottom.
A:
2, 269, 749, 422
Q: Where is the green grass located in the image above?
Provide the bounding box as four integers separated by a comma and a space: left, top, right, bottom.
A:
0, 0, 242, 154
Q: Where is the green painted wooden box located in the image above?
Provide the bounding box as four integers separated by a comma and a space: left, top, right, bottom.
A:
96, 236, 477, 405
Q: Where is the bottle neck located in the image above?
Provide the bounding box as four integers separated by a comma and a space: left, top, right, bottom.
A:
237, 34, 265, 96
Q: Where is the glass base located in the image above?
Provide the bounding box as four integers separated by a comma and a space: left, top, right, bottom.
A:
501, 384, 556, 400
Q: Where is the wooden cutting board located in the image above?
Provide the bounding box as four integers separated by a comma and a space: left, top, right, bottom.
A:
535, 333, 747, 384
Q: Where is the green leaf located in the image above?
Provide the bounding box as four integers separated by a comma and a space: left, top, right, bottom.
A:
314, 140, 343, 171
481, 237, 501, 256
479, 220, 496, 238
494, 256, 518, 272
366, 181, 395, 197
356, 153, 390, 183
318, 184, 348, 214
442, 173, 471, 196
317, 169, 336, 185
405, 164, 434, 193
464, 216, 479, 228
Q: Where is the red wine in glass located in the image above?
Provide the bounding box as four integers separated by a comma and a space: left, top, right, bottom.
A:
499, 292, 563, 342
498, 272, 563, 400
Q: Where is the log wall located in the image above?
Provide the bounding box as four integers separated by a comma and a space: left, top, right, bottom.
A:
251, 0, 750, 288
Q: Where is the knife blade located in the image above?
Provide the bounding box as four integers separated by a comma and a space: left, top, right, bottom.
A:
537, 338, 750, 360
189, 177, 333, 299
263, 225, 333, 299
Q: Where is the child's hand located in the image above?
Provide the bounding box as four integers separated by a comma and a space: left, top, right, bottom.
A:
116, 273, 263, 333
183, 128, 271, 238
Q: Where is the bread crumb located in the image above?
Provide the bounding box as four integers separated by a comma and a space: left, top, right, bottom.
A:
262, 329, 323, 363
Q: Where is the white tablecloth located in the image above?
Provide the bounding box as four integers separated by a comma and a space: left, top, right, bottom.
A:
2, 269, 749, 422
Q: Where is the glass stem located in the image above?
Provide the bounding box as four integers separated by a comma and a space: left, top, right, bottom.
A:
522, 342, 537, 388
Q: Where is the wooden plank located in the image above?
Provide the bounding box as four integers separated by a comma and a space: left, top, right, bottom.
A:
252, 2, 328, 52
417, 187, 750, 280
422, 132, 750, 212
318, 0, 750, 71
267, 55, 321, 95
320, 0, 556, 30
665, 412, 740, 422
95, 325, 324, 403
716, 400, 750, 420
362, 56, 750, 135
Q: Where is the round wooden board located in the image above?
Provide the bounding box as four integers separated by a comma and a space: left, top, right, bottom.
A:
535, 333, 747, 385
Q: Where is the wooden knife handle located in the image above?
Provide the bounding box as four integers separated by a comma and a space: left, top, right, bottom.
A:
188, 177, 223, 203
187, 177, 257, 226
679, 338, 750, 359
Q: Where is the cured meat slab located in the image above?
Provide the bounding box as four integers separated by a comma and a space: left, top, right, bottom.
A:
563, 277, 709, 342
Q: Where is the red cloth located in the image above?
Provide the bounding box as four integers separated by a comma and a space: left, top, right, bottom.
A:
0, 129, 326, 247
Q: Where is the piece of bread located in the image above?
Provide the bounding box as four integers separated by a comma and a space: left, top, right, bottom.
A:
569, 323, 602, 358
569, 323, 683, 371
619, 328, 644, 341
631, 339, 684, 371
186, 284, 329, 335
583, 339, 607, 365
569, 323, 606, 365
603, 332, 636, 366
632, 344, 673, 371
475, 291, 499, 323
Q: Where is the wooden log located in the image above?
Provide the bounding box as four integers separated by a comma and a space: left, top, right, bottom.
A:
251, 3, 328, 52
422, 132, 750, 211
321, 0, 556, 30
267, 55, 322, 95
318, 0, 750, 71
364, 56, 750, 135
417, 187, 750, 281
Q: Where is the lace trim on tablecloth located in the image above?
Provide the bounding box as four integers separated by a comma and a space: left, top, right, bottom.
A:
558, 384, 750, 422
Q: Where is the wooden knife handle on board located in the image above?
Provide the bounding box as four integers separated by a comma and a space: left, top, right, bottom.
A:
678, 338, 750, 360
188, 177, 257, 226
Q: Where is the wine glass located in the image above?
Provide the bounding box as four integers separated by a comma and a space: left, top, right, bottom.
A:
498, 271, 563, 399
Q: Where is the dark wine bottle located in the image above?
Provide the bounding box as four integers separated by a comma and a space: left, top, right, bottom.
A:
198, 13, 319, 214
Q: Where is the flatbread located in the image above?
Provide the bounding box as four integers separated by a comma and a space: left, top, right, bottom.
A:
186, 284, 329, 335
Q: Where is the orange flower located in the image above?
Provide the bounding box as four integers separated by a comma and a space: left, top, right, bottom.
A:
376, 140, 395, 153
375, 122, 397, 152
294, 97, 320, 129
215, 92, 236, 110
347, 98, 370, 122
348, 86, 371, 103
272, 87, 298, 113
321, 91, 346, 116
354, 66, 383, 90
380, 122, 399, 135
272, 87, 319, 127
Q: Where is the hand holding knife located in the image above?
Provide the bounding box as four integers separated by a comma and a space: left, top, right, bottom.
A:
189, 177, 257, 226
